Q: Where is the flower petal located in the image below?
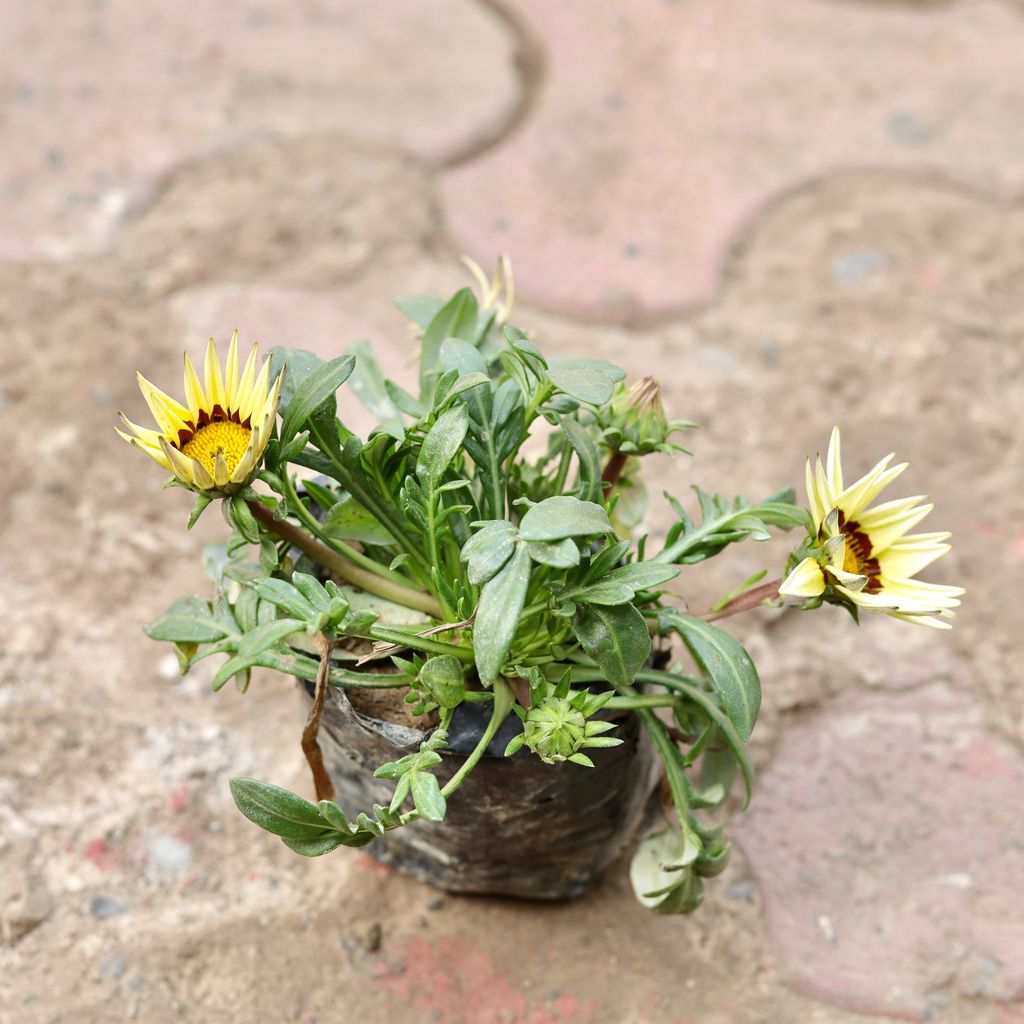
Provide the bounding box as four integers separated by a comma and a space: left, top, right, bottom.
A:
213, 450, 231, 488
225, 330, 241, 410
825, 426, 843, 498
158, 436, 195, 483
805, 456, 825, 529
136, 373, 190, 437
183, 352, 206, 420
779, 558, 826, 598
190, 456, 215, 491
235, 344, 260, 420
242, 356, 271, 424
834, 456, 906, 522
204, 337, 226, 413
824, 565, 868, 591
118, 430, 172, 471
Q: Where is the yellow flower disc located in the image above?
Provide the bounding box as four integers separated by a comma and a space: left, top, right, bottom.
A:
182, 421, 252, 477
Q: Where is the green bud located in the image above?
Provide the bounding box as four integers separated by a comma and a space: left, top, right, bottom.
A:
600, 376, 692, 457
524, 695, 587, 763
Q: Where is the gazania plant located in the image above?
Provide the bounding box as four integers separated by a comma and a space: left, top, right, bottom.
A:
122, 260, 963, 913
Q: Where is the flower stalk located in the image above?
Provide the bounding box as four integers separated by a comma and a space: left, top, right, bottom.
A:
247, 499, 443, 619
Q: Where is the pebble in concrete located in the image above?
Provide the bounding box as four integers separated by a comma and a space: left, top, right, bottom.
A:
737, 683, 1024, 1019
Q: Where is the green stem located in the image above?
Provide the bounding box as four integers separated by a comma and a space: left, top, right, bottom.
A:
263, 652, 412, 689
440, 680, 514, 797
369, 625, 475, 663
279, 471, 409, 588
248, 500, 443, 619
306, 421, 432, 577
605, 694, 677, 710
617, 682, 692, 829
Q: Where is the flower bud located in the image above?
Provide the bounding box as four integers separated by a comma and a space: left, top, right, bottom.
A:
600, 377, 692, 457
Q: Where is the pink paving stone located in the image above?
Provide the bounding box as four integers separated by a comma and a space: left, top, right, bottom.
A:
170, 284, 417, 438
442, 0, 1024, 322
736, 683, 1024, 1020
0, 0, 518, 261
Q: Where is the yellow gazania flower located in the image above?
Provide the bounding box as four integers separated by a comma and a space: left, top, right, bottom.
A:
117, 332, 282, 496
462, 252, 515, 324
779, 426, 964, 629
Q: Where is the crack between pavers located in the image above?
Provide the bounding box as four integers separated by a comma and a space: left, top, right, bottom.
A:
427, 0, 548, 171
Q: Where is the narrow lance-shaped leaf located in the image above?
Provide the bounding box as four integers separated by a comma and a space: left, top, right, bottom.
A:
416, 404, 470, 488
229, 778, 334, 841
279, 354, 356, 444
420, 288, 479, 405
473, 543, 531, 687
560, 417, 602, 502
662, 611, 761, 742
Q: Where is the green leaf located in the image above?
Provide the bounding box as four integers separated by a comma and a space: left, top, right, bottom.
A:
409, 771, 447, 822
187, 492, 214, 530
279, 354, 356, 445
547, 356, 626, 405
560, 417, 602, 502
603, 563, 680, 590
659, 486, 808, 565
144, 596, 229, 643
440, 372, 492, 405
227, 496, 260, 544
237, 617, 305, 657
663, 613, 761, 743
317, 800, 351, 831
572, 603, 651, 687
570, 581, 635, 606
473, 543, 531, 687
418, 655, 466, 709
343, 339, 404, 424
461, 520, 518, 585
420, 288, 479, 405
575, 562, 680, 603
253, 578, 318, 620
395, 294, 444, 329
519, 496, 613, 542
525, 538, 580, 569
322, 496, 394, 546
440, 336, 488, 376
212, 654, 261, 691
281, 833, 347, 857
416, 404, 470, 488
229, 778, 333, 840
629, 829, 704, 913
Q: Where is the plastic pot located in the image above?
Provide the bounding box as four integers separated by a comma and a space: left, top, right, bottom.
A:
302, 680, 660, 899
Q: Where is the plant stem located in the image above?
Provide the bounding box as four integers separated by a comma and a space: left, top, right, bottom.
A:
279, 470, 409, 588
601, 450, 628, 489
695, 579, 782, 622
440, 680, 514, 797
605, 694, 678, 710
302, 634, 336, 802
248, 499, 444, 619
269, 652, 412, 689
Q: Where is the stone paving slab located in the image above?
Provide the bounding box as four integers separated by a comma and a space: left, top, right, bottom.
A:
0, 0, 519, 262
737, 684, 1024, 1020
442, 0, 1024, 321
3, 2, 1024, 1022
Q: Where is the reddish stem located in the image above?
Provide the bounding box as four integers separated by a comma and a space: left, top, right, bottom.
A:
698, 579, 783, 622
602, 451, 628, 489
